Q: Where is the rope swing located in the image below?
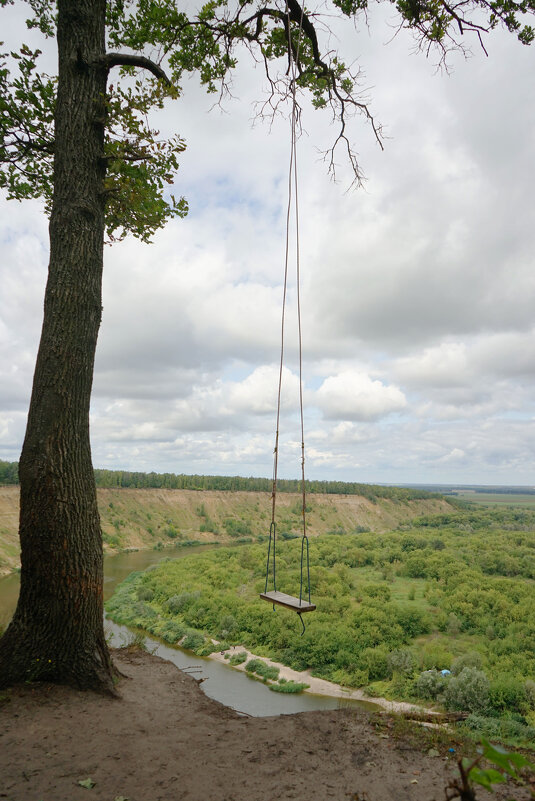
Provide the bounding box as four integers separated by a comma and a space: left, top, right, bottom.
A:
260, 1, 315, 634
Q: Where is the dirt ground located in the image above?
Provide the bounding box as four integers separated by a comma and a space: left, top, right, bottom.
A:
0, 649, 531, 801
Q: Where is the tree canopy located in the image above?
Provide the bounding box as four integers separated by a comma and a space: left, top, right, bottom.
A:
2, 0, 534, 222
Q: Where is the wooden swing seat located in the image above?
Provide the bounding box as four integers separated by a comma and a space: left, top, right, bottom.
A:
260, 591, 316, 613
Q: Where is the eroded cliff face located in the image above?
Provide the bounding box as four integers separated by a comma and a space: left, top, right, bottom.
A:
0, 484, 453, 576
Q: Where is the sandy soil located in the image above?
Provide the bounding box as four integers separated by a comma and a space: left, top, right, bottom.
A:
1, 649, 531, 801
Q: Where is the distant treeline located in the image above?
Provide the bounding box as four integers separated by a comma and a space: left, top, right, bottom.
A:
0, 459, 441, 501
0, 460, 17, 485
94, 469, 444, 500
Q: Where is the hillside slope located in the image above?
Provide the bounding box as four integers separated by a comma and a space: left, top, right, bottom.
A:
0, 486, 454, 576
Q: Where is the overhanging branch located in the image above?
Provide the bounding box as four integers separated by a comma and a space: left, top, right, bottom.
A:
98, 53, 171, 84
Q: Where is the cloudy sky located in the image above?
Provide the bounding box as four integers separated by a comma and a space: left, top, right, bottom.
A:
1, 3, 534, 486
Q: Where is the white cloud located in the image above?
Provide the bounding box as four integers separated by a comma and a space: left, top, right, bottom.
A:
315, 371, 407, 421
1, 5, 535, 484
226, 365, 300, 415
396, 343, 470, 389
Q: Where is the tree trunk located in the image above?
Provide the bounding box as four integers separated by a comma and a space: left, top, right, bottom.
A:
0, 0, 116, 693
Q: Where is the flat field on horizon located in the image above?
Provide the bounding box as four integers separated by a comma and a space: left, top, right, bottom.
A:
454, 491, 535, 507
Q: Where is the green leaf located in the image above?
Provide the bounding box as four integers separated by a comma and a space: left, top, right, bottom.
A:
78, 778, 96, 789
469, 767, 506, 791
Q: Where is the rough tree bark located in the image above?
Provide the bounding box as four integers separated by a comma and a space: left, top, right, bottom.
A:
0, 0, 116, 692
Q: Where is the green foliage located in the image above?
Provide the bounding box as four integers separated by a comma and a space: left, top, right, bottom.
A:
229, 651, 247, 666
218, 614, 238, 639
415, 669, 448, 700
105, 511, 535, 743
0, 460, 18, 485
461, 715, 535, 746
269, 679, 309, 693
0, 44, 186, 243
245, 659, 280, 681
223, 518, 252, 537
417, 641, 453, 671
0, 44, 55, 205
361, 645, 390, 680
105, 78, 187, 243
395, 606, 431, 637
451, 651, 484, 676
387, 648, 416, 677
167, 591, 201, 613
361, 583, 391, 601
460, 738, 535, 795
444, 667, 490, 713
489, 674, 529, 715
182, 631, 205, 651
123, 631, 150, 651
525, 679, 535, 709
103, 531, 121, 548
200, 519, 219, 533
160, 619, 187, 643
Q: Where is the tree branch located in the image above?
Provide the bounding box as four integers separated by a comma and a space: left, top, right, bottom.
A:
98, 53, 171, 84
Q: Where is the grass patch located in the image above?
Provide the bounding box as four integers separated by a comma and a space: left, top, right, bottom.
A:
245, 659, 280, 681
269, 678, 309, 694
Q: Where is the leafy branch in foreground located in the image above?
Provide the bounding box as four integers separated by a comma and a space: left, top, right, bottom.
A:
446, 739, 535, 800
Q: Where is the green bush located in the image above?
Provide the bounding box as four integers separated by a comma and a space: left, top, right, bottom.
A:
200, 520, 218, 533
281, 531, 299, 540
167, 591, 201, 613
415, 669, 449, 700
361, 583, 391, 601
103, 532, 121, 547
462, 713, 535, 745
197, 641, 221, 656
418, 642, 453, 671
446, 613, 462, 636
123, 631, 149, 651
395, 606, 431, 637
137, 586, 154, 601
161, 620, 186, 643
387, 648, 416, 677
245, 659, 280, 681
451, 651, 483, 676
489, 675, 529, 714
218, 614, 238, 639
223, 518, 252, 537
270, 679, 309, 693
525, 679, 535, 709
361, 645, 390, 681
134, 601, 157, 620
229, 651, 248, 666
444, 667, 490, 713
182, 631, 205, 651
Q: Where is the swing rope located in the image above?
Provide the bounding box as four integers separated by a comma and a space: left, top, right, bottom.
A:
264, 0, 311, 634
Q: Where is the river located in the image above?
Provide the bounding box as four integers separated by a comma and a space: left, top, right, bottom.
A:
0, 545, 376, 717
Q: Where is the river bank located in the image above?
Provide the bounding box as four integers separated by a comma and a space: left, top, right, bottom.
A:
210, 645, 435, 716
